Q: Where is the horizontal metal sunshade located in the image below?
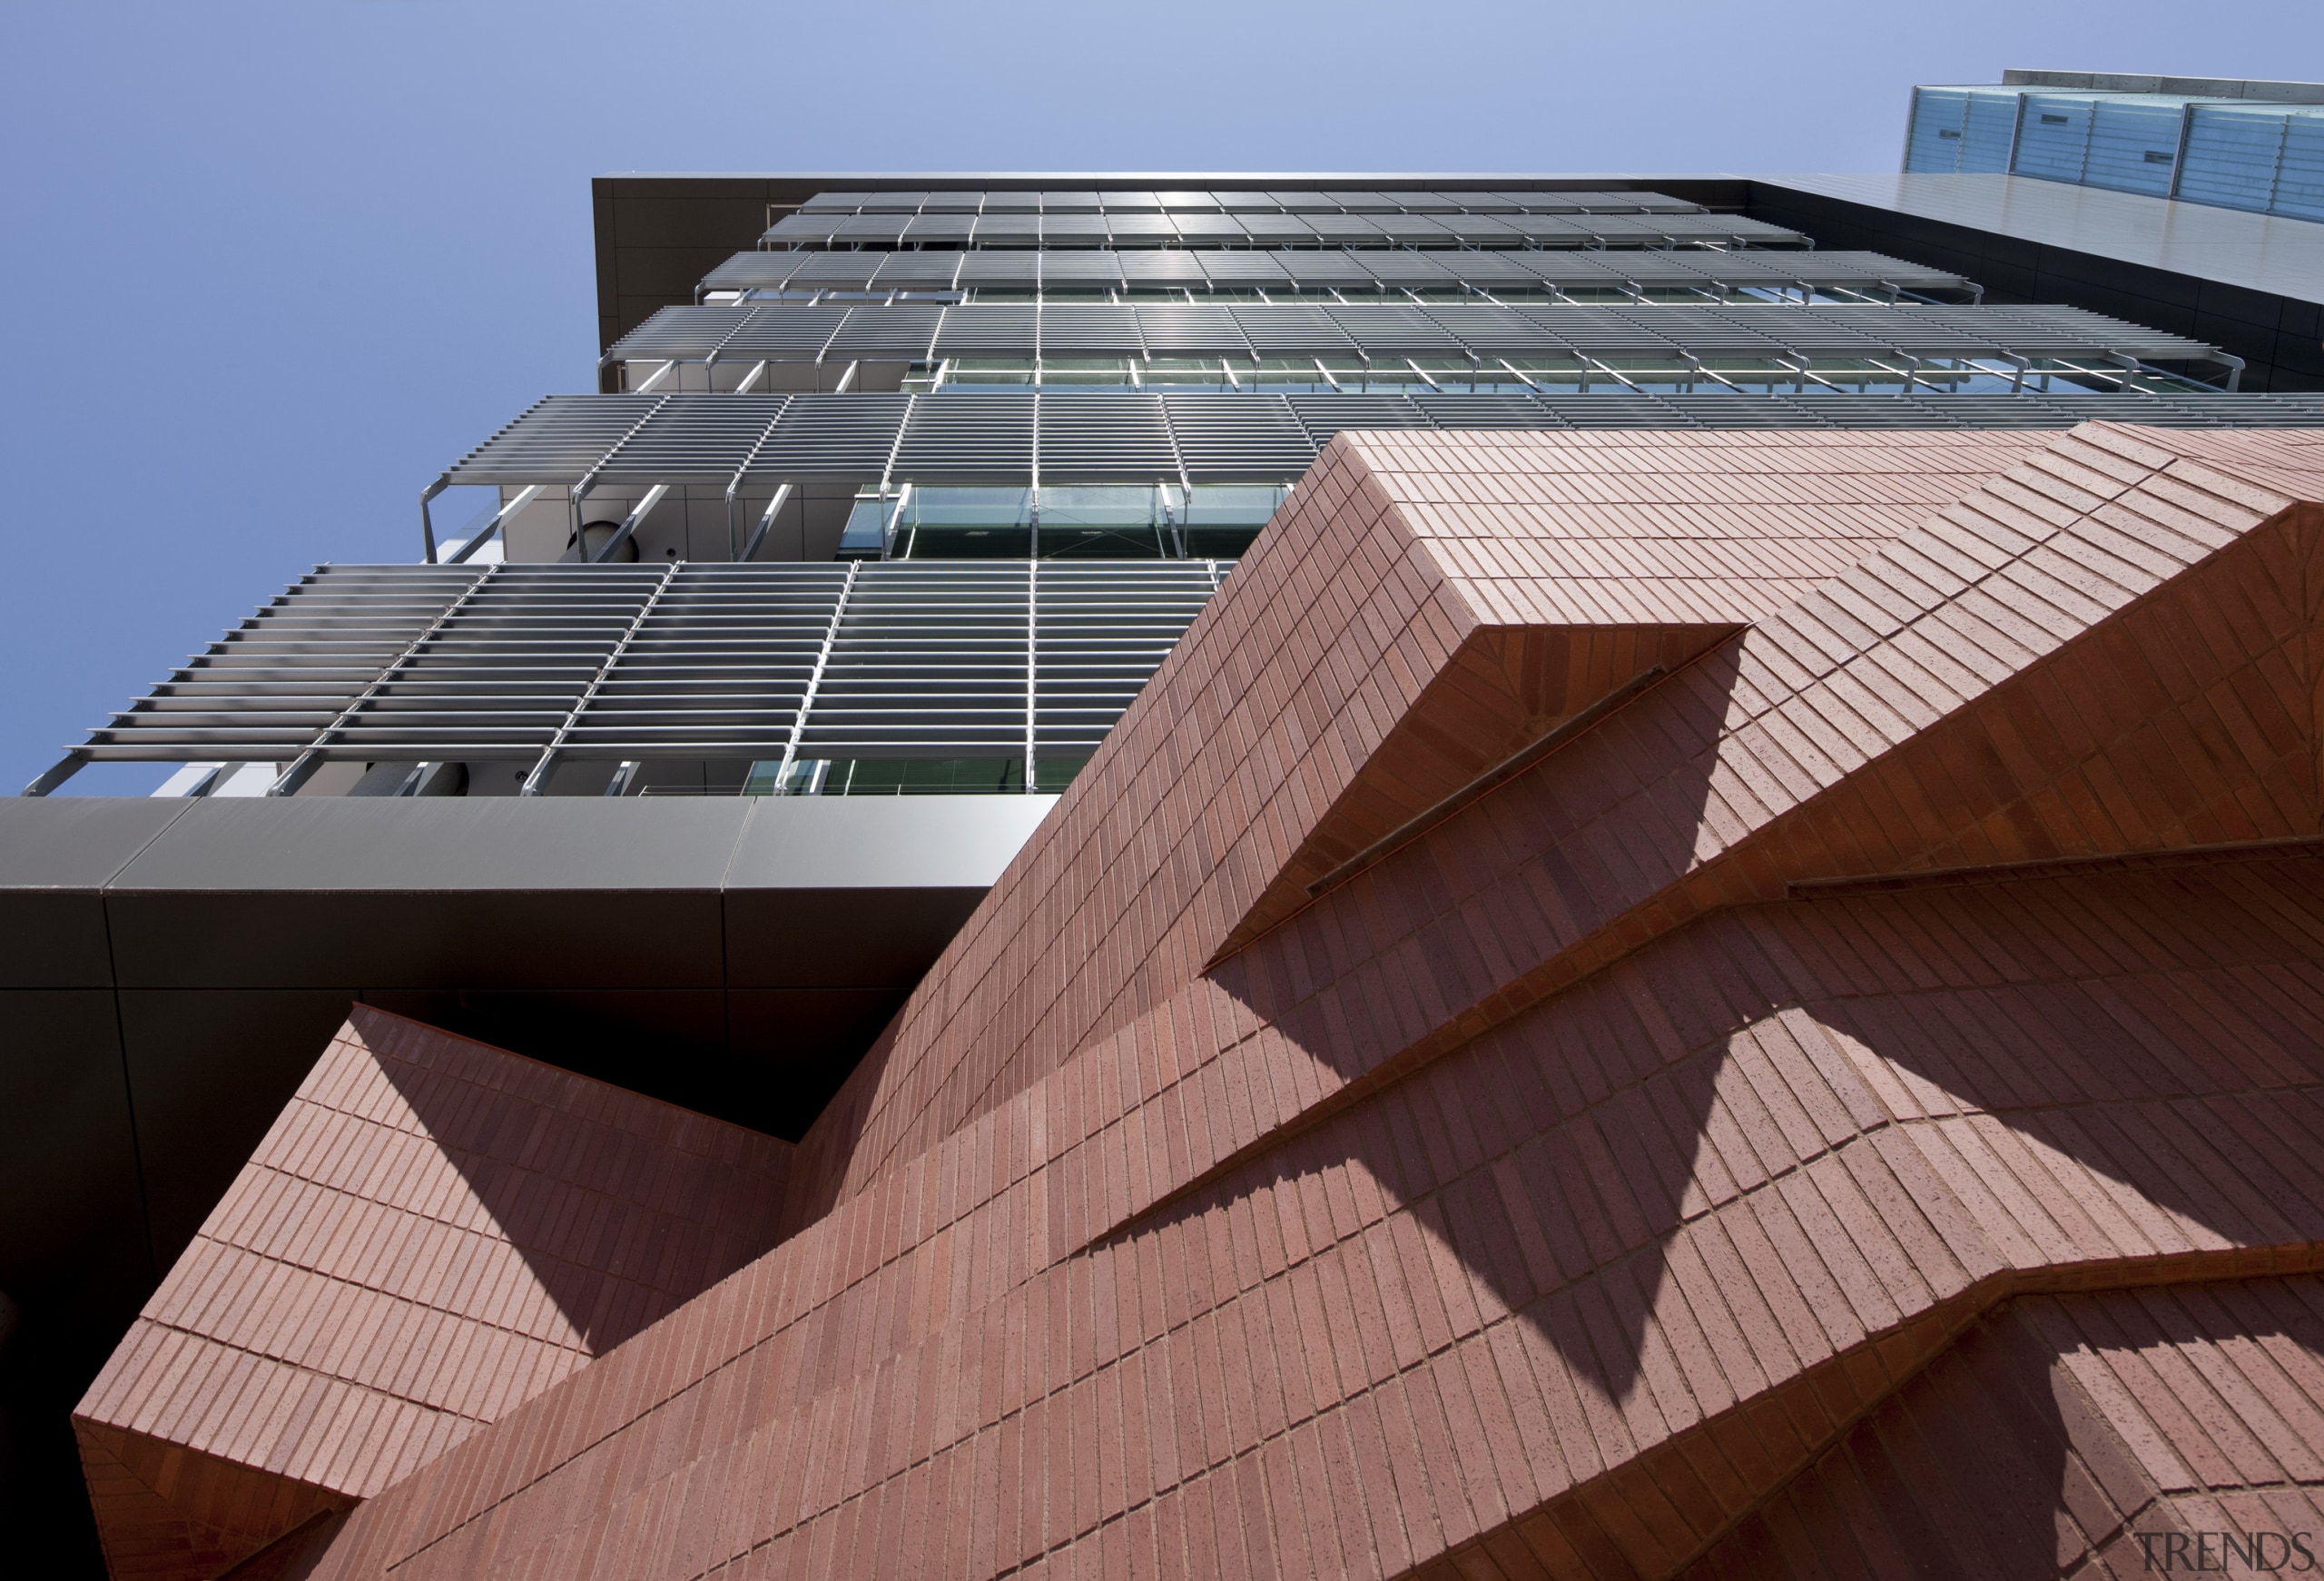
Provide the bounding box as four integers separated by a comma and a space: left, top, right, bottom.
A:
442, 390, 2324, 494
448, 386, 2324, 490
700, 246, 1972, 298
759, 210, 1806, 251
609, 301, 2222, 371
795, 188, 1711, 216
65, 561, 1227, 780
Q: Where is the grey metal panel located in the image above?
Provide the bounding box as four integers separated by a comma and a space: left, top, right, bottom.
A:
1038, 252, 1127, 287
0, 799, 193, 888
725, 795, 1055, 890
323, 565, 664, 760
831, 214, 910, 245
1162, 393, 1317, 479
0, 800, 194, 987
113, 795, 755, 894
1237, 213, 1315, 242
1329, 252, 1457, 288
774, 255, 885, 290
1171, 213, 1248, 244
1033, 563, 1217, 749
870, 252, 965, 289
1420, 305, 1569, 351
1517, 306, 1687, 353
744, 392, 911, 479
1230, 305, 1358, 355
1413, 393, 1564, 429
553, 565, 850, 760
608, 305, 751, 360
592, 395, 793, 481
1041, 213, 1109, 243
1604, 307, 1795, 355
892, 392, 1035, 479
902, 213, 975, 244
1190, 252, 1294, 284
971, 213, 1042, 245
1135, 305, 1253, 356
704, 307, 850, 358
81, 565, 486, 760
1287, 394, 1433, 443
1324, 304, 1466, 351
1037, 393, 1177, 480
1529, 391, 1694, 426
700, 253, 808, 291
1249, 252, 1388, 288
803, 563, 1031, 757
1101, 213, 1177, 242
1039, 305, 1145, 356
931, 304, 1040, 355
1116, 251, 1208, 283
954, 252, 1040, 286
824, 304, 942, 361
446, 396, 645, 484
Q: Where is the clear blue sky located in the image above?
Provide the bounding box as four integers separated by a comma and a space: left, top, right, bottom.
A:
3, 1, 2316, 794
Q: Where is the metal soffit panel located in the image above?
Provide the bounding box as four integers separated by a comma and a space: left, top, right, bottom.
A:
608, 302, 2216, 367
447, 390, 2324, 492
74, 562, 1226, 769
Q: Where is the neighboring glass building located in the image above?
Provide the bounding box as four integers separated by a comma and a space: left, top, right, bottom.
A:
1905, 68, 2324, 221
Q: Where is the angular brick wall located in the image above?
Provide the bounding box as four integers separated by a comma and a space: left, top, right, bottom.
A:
103, 424, 2324, 1580
74, 1007, 793, 1580
1684, 1279, 2324, 1576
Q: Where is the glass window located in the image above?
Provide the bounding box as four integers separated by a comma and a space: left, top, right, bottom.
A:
1038, 486, 1168, 558
893, 487, 1034, 558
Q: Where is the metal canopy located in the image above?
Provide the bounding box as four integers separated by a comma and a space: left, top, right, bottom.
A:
609, 301, 2224, 370
445, 390, 2324, 498
759, 209, 1805, 251
62, 562, 1225, 783
698, 245, 1973, 296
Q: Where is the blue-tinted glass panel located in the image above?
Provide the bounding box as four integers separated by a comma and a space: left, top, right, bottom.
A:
1959, 91, 2021, 173
2273, 113, 2324, 221
2083, 99, 2185, 197
1905, 89, 1972, 173
2179, 106, 2290, 212
2012, 94, 2096, 182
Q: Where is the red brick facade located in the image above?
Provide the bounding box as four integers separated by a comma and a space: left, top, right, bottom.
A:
84, 424, 2324, 1577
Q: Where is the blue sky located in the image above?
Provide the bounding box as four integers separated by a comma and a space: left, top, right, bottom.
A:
2, 1, 2317, 793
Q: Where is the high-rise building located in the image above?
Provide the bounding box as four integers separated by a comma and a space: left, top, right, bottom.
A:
1905, 69, 2324, 220
8, 159, 2324, 1577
